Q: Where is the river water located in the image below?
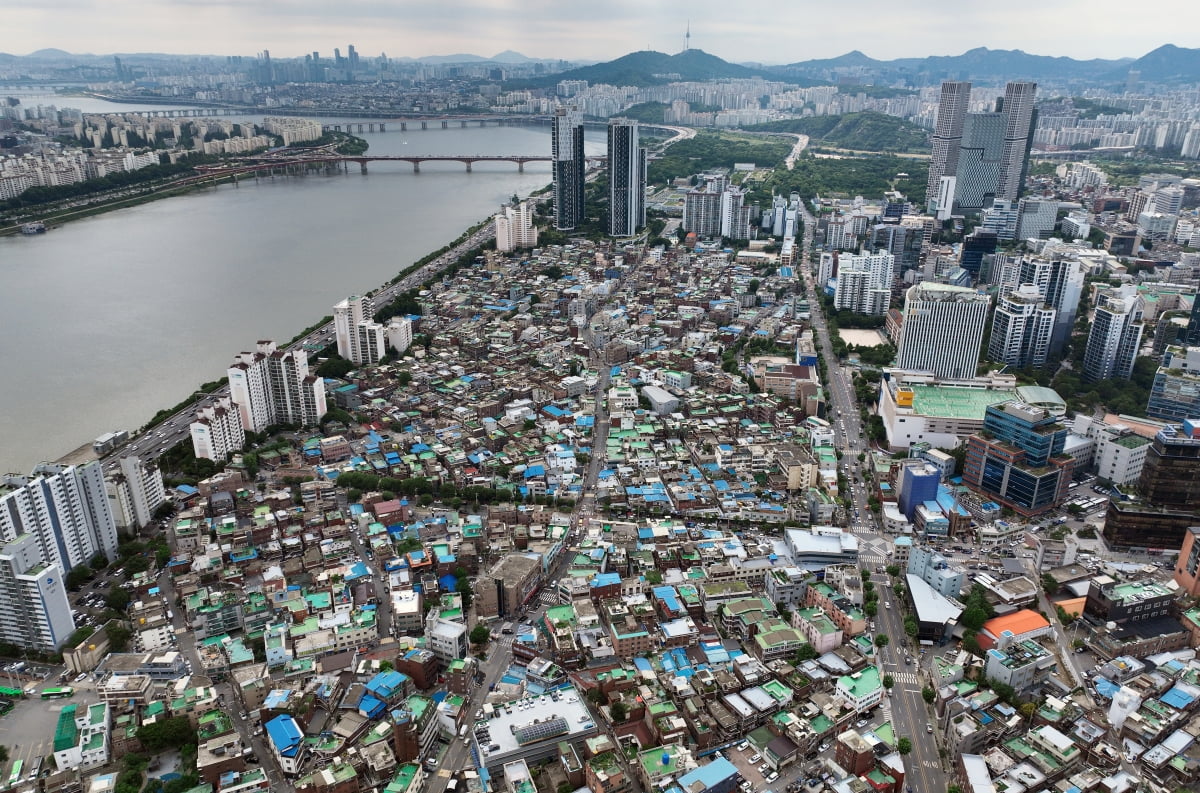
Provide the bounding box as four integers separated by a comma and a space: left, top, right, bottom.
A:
0, 96, 604, 474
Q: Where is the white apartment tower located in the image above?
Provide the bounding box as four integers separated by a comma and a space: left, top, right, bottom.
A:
0, 461, 119, 572
107, 456, 166, 531
0, 533, 74, 650
190, 396, 246, 462
333, 295, 385, 366
895, 283, 991, 380
385, 317, 413, 356
495, 200, 539, 252
1083, 286, 1144, 381
228, 341, 327, 433
833, 252, 894, 316
989, 284, 1056, 370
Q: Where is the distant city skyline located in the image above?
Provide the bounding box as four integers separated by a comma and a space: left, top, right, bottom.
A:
3, 0, 1198, 65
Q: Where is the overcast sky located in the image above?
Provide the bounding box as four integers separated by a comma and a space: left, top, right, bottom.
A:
4, 0, 1196, 64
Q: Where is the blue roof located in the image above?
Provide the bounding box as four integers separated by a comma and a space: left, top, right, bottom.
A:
677, 757, 738, 789
592, 572, 621, 588
359, 694, 387, 719
365, 670, 407, 698
1093, 677, 1120, 699
175, 484, 198, 495
1161, 686, 1196, 709
265, 715, 303, 757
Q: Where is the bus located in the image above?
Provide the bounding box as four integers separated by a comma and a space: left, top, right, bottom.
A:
40, 687, 74, 700
8, 759, 22, 788
0, 687, 23, 698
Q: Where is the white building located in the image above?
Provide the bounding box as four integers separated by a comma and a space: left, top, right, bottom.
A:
190, 397, 246, 462
496, 200, 539, 252
895, 283, 990, 380
107, 456, 166, 530
1092, 426, 1152, 486
228, 341, 327, 432
334, 295, 384, 366
1083, 286, 1144, 382
833, 252, 894, 316
0, 533, 74, 650
0, 461, 119, 572
385, 316, 414, 356
426, 618, 468, 665
989, 284, 1056, 370
52, 702, 111, 771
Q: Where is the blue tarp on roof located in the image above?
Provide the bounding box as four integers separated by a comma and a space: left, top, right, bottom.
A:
265, 715, 303, 757
438, 574, 458, 592
1162, 686, 1196, 709
358, 695, 387, 719
1093, 677, 1120, 699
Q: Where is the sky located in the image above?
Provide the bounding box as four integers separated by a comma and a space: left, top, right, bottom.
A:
3, 0, 1198, 64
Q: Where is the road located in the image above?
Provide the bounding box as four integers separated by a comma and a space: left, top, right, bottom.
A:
92, 222, 497, 477
798, 199, 943, 793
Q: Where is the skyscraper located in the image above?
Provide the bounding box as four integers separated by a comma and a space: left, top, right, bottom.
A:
995, 81, 1038, 203
495, 200, 539, 252
228, 341, 327, 432
0, 461, 119, 573
927, 81, 971, 214
1083, 286, 1144, 381
951, 111, 1005, 213
107, 456, 166, 531
964, 401, 1074, 516
552, 106, 585, 231
607, 119, 645, 237
333, 295, 379, 366
833, 252, 894, 316
988, 284, 1056, 370
0, 533, 74, 650
1183, 294, 1200, 346
895, 283, 990, 380
1016, 256, 1085, 357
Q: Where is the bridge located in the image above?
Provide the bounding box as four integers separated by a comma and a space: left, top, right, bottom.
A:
192, 153, 606, 178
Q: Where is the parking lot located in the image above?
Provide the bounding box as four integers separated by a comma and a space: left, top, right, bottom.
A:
0, 685, 101, 783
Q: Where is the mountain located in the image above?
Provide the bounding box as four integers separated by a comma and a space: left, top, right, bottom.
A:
775, 46, 1134, 85
491, 50, 534, 64
1110, 44, 1200, 84
509, 49, 786, 89
27, 48, 73, 59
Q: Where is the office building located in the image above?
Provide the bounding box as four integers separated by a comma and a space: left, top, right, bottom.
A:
833, 252, 894, 316
607, 119, 645, 237
1107, 420, 1200, 551
952, 112, 1005, 213
927, 81, 972, 214
190, 397, 246, 462
1016, 198, 1059, 240
959, 230, 997, 276
907, 545, 965, 599
333, 295, 385, 367
878, 370, 1019, 450
495, 200, 539, 252
897, 462, 941, 521
1083, 286, 1144, 382
683, 175, 747, 239
107, 456, 166, 531
894, 283, 990, 380
1185, 297, 1200, 346
964, 401, 1074, 517
552, 106, 585, 231
1148, 346, 1200, 421
988, 284, 1056, 370
0, 533, 74, 650
472, 686, 599, 775
228, 341, 327, 433
0, 461, 119, 572
995, 81, 1038, 203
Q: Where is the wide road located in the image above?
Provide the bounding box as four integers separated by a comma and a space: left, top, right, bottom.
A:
92, 222, 497, 477
799, 200, 943, 793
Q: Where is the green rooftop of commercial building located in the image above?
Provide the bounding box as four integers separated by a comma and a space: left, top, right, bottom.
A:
1108, 580, 1172, 602
904, 383, 1015, 420
838, 666, 882, 698
385, 764, 421, 793
1114, 433, 1151, 449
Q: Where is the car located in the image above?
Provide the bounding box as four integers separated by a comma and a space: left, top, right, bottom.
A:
748, 754, 761, 764
736, 741, 749, 751
74, 673, 87, 683
926, 722, 934, 733
766, 772, 779, 783
758, 764, 770, 775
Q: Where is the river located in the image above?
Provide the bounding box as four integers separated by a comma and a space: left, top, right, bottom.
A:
0, 96, 604, 474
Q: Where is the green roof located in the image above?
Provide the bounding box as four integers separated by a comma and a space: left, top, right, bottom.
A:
386, 764, 421, 793
905, 383, 1015, 420
54, 705, 79, 752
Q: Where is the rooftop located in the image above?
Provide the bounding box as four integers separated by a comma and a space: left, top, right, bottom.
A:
903, 383, 1015, 420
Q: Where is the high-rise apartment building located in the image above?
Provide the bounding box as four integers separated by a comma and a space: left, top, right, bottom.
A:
927, 81, 972, 214
833, 252, 894, 316
995, 81, 1038, 203
228, 341, 327, 433
952, 112, 1005, 213
333, 295, 385, 366
552, 106, 585, 231
989, 284, 1056, 370
1017, 257, 1085, 357
0, 461, 119, 573
1083, 286, 1144, 381
894, 283, 990, 380
607, 119, 645, 237
495, 200, 539, 252
964, 401, 1074, 517
107, 456, 166, 531
190, 396, 246, 462
0, 533, 74, 650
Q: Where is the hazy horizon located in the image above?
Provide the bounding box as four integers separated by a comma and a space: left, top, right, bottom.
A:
3, 0, 1198, 66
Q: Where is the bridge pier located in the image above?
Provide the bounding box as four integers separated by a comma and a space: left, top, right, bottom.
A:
480, 120, 486, 127
413, 162, 420, 173
380, 123, 386, 132
465, 161, 472, 172
357, 124, 364, 133
360, 162, 368, 175
518, 161, 524, 173
421, 121, 427, 130
461, 120, 468, 128
441, 121, 448, 129
400, 122, 406, 131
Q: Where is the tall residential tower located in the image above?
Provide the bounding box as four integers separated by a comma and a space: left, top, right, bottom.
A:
927, 81, 972, 215
552, 106, 585, 231
607, 119, 646, 237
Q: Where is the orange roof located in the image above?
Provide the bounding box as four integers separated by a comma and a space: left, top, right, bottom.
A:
979, 610, 1050, 647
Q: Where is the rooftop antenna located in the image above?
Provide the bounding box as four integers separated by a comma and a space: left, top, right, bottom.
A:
685, 21, 691, 52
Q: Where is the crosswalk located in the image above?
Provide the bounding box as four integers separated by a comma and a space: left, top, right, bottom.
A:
889, 671, 920, 686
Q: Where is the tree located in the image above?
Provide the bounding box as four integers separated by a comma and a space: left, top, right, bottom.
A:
610, 700, 628, 722
864, 601, 878, 617
107, 624, 132, 653
922, 686, 936, 704
106, 585, 131, 612
883, 674, 894, 690
903, 618, 919, 638
961, 605, 987, 632
793, 644, 819, 663
379, 660, 395, 672
136, 716, 197, 752
470, 625, 491, 646
885, 565, 900, 578
896, 737, 912, 755
456, 578, 474, 610
860, 570, 871, 582
874, 634, 889, 648
66, 565, 92, 591
0, 746, 7, 763
89, 552, 110, 571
